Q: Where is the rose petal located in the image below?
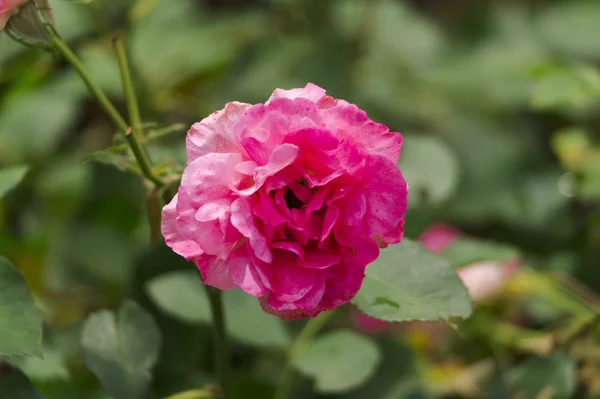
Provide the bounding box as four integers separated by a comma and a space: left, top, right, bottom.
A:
186, 102, 251, 161
196, 255, 236, 290
230, 197, 273, 263
268, 83, 327, 104
228, 245, 268, 297
161, 194, 204, 260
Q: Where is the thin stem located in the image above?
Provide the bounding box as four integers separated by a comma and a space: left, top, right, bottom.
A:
112, 37, 144, 142
274, 310, 336, 399
43, 25, 128, 132
112, 35, 164, 188
204, 287, 234, 399
44, 25, 164, 188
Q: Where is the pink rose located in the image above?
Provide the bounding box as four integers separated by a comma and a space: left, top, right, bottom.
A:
0, 0, 28, 33
354, 224, 519, 333
162, 83, 407, 320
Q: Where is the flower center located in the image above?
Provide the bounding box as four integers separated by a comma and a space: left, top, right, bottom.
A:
284, 187, 304, 210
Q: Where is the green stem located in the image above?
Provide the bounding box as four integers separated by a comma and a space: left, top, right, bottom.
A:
204, 287, 234, 399
112, 36, 144, 143
44, 25, 164, 188
274, 310, 335, 399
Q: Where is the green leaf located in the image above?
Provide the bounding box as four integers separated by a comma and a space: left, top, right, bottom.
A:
491, 351, 576, 398
536, 2, 600, 59
131, 1, 266, 89
352, 239, 472, 323
0, 165, 28, 199
0, 257, 43, 358
530, 64, 600, 113
439, 237, 519, 269
0, 367, 47, 399
81, 301, 161, 399
0, 91, 79, 164
9, 347, 70, 382
146, 271, 211, 324
292, 330, 380, 393
345, 339, 429, 399
398, 135, 460, 206
146, 271, 291, 348
370, 0, 445, 68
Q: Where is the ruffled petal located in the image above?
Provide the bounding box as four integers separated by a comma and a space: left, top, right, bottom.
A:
161, 193, 203, 260
186, 102, 251, 161
227, 245, 268, 297
268, 83, 327, 104
196, 255, 236, 290
322, 103, 403, 163
231, 144, 300, 196
361, 155, 408, 237
230, 197, 273, 263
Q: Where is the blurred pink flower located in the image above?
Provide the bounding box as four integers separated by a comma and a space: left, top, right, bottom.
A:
162, 83, 407, 320
0, 0, 27, 32
354, 224, 519, 333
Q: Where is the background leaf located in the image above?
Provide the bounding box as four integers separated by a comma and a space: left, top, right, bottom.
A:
398, 135, 460, 206
491, 351, 576, 398
292, 330, 381, 393
439, 237, 519, 269
81, 301, 161, 399
0, 165, 29, 199
0, 367, 47, 399
0, 257, 43, 358
353, 239, 472, 322
146, 271, 291, 348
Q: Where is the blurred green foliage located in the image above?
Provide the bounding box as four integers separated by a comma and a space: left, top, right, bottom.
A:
1, 0, 600, 398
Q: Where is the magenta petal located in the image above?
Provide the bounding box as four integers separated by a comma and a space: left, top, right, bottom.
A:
196, 255, 236, 290
302, 248, 341, 269
321, 103, 403, 163
321, 205, 339, 242
252, 192, 287, 226
272, 256, 316, 302
260, 295, 322, 321
195, 199, 231, 222
337, 186, 367, 227
241, 137, 276, 166
304, 185, 330, 213
182, 153, 242, 205
234, 106, 290, 148
161, 194, 204, 260
187, 102, 251, 161
361, 155, 408, 237
294, 274, 326, 310
272, 241, 304, 258
230, 198, 273, 263
232, 144, 300, 196
288, 182, 312, 203
228, 246, 268, 297
268, 83, 327, 104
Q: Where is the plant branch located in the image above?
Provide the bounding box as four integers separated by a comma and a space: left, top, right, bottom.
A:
112, 36, 145, 142
43, 25, 164, 188
204, 287, 234, 399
